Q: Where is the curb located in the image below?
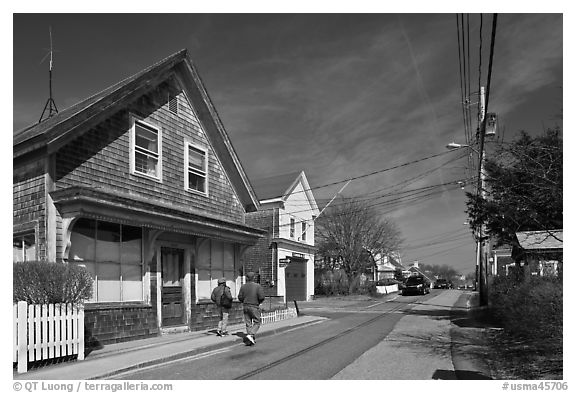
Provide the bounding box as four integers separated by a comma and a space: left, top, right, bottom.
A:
89, 317, 326, 379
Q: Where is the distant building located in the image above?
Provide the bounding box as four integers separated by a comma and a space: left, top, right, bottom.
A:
514, 230, 563, 277
373, 251, 408, 281
406, 261, 434, 282
244, 171, 319, 301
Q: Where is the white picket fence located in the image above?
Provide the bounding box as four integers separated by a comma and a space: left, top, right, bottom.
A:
260, 307, 298, 325
13, 301, 85, 373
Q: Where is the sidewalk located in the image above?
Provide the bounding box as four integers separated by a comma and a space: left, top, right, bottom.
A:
14, 315, 326, 380
331, 290, 493, 379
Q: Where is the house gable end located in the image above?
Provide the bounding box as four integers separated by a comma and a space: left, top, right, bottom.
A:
14, 49, 259, 213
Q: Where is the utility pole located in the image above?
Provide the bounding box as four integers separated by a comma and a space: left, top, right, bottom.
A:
476, 86, 487, 305
476, 14, 498, 306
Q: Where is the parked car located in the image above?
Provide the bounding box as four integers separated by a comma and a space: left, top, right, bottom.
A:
402, 275, 430, 295
434, 279, 450, 289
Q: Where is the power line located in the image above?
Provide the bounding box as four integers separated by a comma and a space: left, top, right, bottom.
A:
260, 148, 460, 202
280, 176, 471, 221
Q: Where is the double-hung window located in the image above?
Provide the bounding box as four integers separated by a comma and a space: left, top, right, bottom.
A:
185, 142, 208, 194
301, 222, 307, 242
290, 218, 295, 238
131, 118, 161, 180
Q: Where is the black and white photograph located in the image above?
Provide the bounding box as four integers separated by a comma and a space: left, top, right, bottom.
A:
10, 6, 566, 386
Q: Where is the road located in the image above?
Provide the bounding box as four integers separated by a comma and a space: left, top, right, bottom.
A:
113, 289, 475, 379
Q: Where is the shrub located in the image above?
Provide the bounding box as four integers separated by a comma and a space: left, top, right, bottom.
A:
349, 275, 379, 296
315, 269, 349, 296
489, 275, 562, 340
13, 261, 93, 305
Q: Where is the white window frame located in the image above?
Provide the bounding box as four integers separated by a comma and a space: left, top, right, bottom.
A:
184, 140, 209, 196
129, 115, 163, 182
290, 218, 295, 238
301, 221, 307, 242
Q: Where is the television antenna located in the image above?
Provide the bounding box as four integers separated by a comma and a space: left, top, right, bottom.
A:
39, 26, 59, 123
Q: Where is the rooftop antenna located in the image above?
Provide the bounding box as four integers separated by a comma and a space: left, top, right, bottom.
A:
39, 26, 59, 122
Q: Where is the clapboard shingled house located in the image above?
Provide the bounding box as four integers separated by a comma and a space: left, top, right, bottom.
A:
13, 49, 265, 344
244, 171, 319, 301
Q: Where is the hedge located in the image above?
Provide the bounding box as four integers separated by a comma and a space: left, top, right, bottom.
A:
489, 275, 562, 340
13, 261, 93, 305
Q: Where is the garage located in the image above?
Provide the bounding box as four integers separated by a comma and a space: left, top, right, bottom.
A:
285, 257, 307, 301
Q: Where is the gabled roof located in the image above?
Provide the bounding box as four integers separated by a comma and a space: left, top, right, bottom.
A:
251, 170, 320, 215
516, 230, 563, 250
251, 171, 302, 201
13, 49, 260, 212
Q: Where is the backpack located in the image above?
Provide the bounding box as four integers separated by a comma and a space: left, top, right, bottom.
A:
220, 287, 232, 308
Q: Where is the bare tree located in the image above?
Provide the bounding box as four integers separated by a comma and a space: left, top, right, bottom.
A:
316, 198, 403, 278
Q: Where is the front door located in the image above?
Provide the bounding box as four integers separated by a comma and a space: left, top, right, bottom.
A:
161, 247, 185, 326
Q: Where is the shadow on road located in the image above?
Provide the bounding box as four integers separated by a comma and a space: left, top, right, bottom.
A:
433, 369, 492, 380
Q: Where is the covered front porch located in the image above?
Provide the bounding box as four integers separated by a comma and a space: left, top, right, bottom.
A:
51, 186, 265, 344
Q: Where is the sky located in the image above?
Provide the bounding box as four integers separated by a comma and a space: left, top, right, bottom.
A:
11, 10, 564, 275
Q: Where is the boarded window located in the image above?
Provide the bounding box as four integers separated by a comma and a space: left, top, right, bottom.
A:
69, 218, 143, 303
196, 239, 236, 300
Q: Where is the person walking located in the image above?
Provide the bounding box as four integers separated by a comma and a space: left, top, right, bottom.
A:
238, 271, 265, 345
211, 277, 233, 336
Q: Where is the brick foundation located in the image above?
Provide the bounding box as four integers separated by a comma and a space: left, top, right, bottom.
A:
84, 304, 159, 347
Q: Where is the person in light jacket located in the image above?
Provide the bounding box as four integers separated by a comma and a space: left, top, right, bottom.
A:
211, 277, 233, 336
237, 272, 265, 345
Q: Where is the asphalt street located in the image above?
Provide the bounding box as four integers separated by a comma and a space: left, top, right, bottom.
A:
111, 289, 471, 380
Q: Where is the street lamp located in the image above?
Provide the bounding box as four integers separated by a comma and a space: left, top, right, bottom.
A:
446, 141, 486, 301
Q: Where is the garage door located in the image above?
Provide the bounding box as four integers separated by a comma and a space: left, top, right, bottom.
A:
285, 259, 307, 301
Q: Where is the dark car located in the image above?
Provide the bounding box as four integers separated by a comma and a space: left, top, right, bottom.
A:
402, 275, 430, 295
434, 279, 450, 289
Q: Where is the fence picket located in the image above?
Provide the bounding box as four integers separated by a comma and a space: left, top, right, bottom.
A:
13, 304, 17, 363
28, 304, 35, 362
42, 304, 48, 359
54, 304, 61, 358
66, 304, 73, 356
48, 304, 54, 359
78, 305, 85, 361
17, 302, 27, 373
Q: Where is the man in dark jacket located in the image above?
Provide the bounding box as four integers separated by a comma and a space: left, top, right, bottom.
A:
237, 271, 265, 345
211, 277, 233, 336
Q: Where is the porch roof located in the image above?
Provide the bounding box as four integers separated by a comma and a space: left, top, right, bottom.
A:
51, 186, 266, 245
516, 230, 563, 251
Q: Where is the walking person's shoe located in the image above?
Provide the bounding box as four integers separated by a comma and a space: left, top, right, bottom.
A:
216, 330, 223, 337
247, 334, 256, 345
